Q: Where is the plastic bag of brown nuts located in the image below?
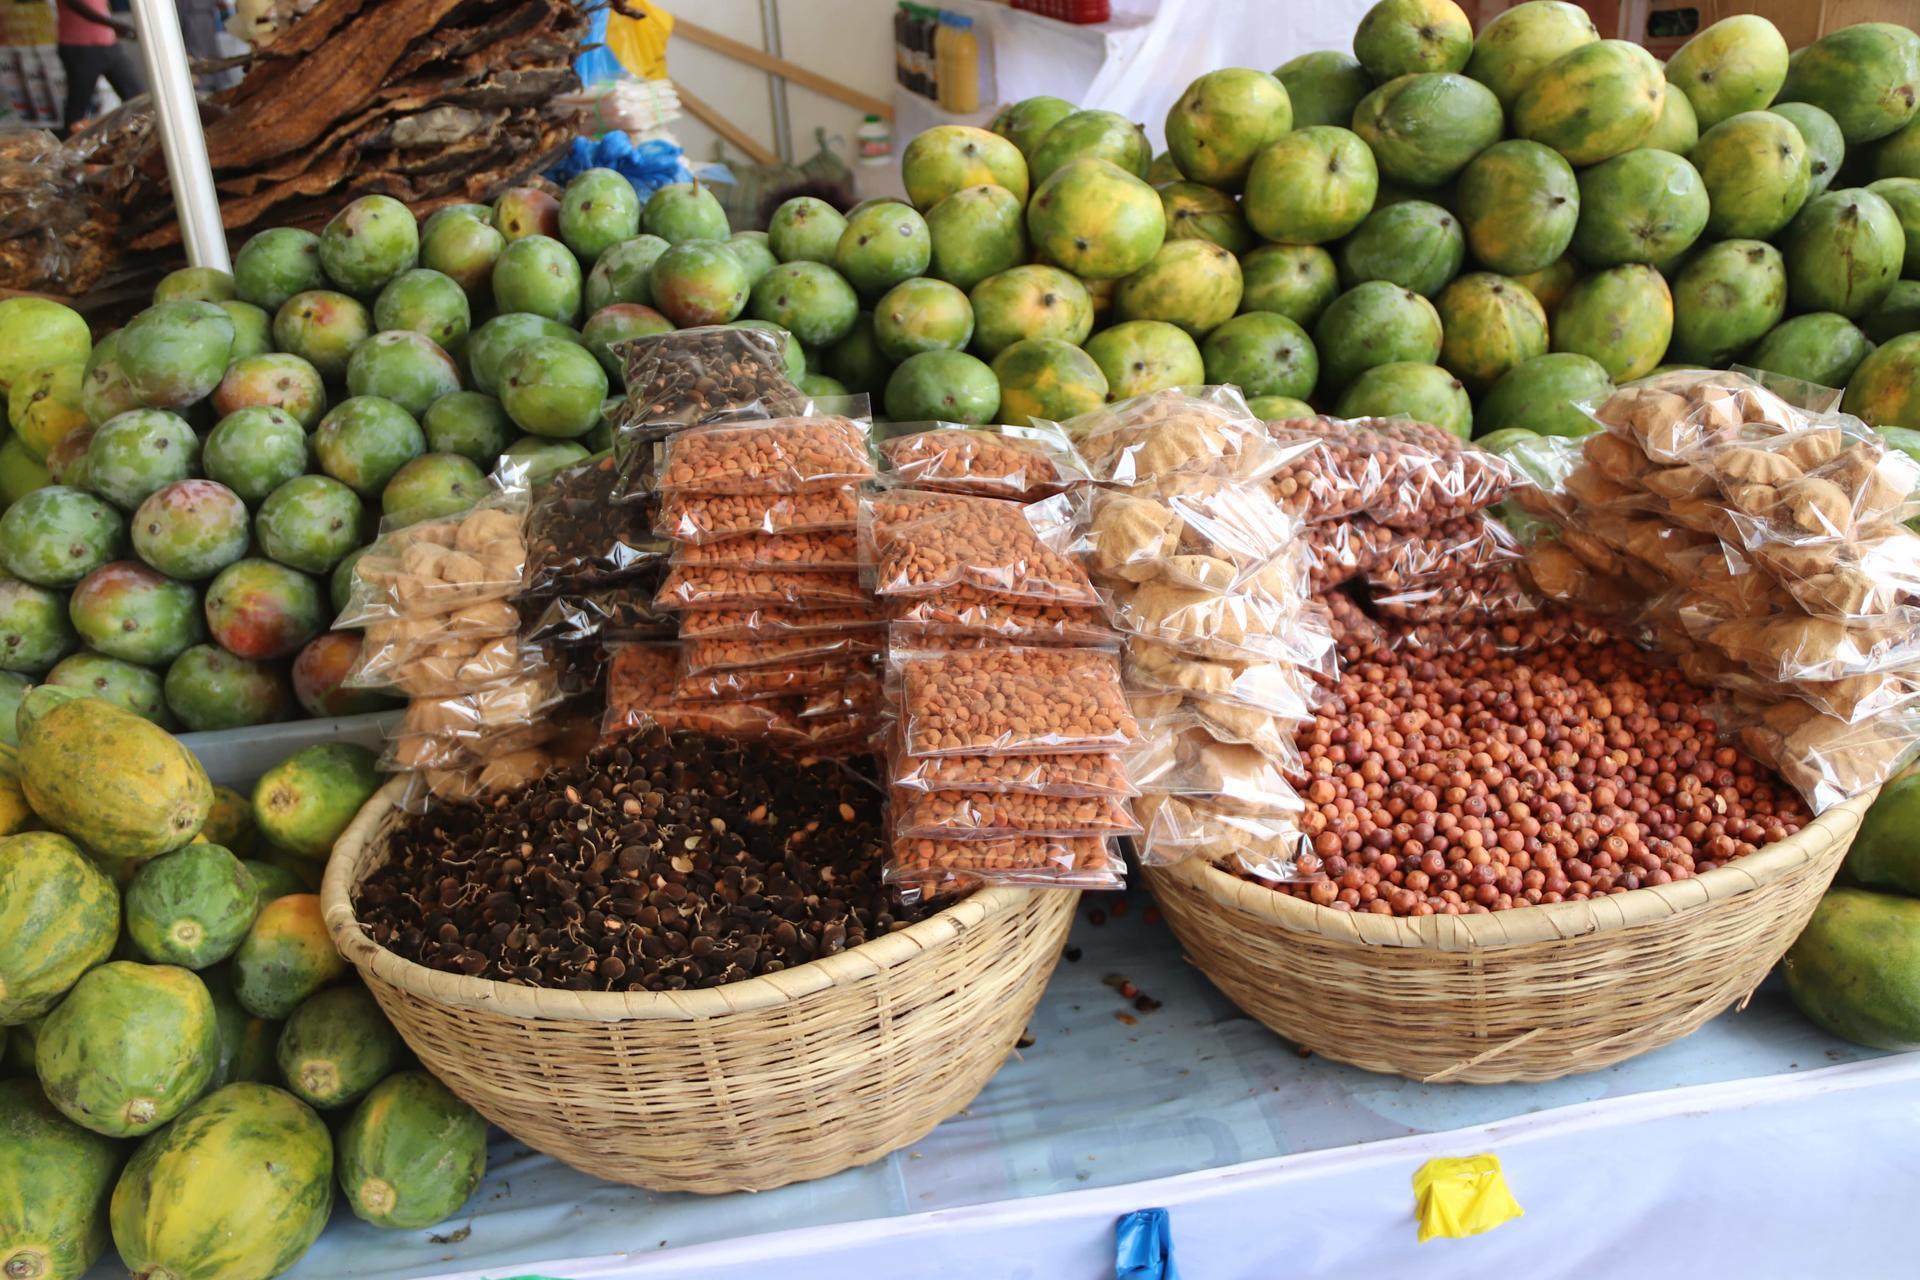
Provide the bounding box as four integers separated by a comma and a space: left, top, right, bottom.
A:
670, 528, 861, 571
656, 485, 861, 543
877, 422, 1090, 500
861, 488, 1100, 605
1051, 386, 1285, 485
887, 738, 1137, 797
657, 415, 877, 495
891, 643, 1139, 756
890, 786, 1141, 840
884, 589, 1116, 646
654, 565, 871, 610
599, 642, 806, 743
675, 601, 888, 640
884, 832, 1125, 890
612, 325, 809, 450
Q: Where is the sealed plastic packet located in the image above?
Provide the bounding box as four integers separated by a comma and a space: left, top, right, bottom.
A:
657, 485, 861, 543
892, 643, 1139, 757
1054, 386, 1283, 485
519, 455, 669, 597
891, 787, 1140, 839
861, 488, 1099, 604
599, 642, 803, 742
517, 584, 677, 648
682, 632, 882, 673
876, 421, 1090, 499
657, 415, 876, 495
888, 742, 1137, 797
675, 601, 887, 639
654, 565, 871, 610
884, 589, 1116, 646
613, 325, 808, 449
671, 527, 861, 570
337, 489, 530, 628
884, 833, 1126, 890
1134, 792, 1311, 882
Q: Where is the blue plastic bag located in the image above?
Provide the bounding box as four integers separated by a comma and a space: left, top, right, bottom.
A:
575, 1, 624, 87
547, 134, 699, 203
1115, 1208, 1181, 1280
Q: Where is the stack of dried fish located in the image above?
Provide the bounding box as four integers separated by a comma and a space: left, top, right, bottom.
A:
27, 0, 587, 300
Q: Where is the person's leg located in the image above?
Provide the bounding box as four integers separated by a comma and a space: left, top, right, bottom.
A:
101, 40, 147, 103
56, 45, 106, 135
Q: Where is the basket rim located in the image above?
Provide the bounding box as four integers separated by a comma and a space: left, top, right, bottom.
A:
319, 777, 1045, 1023
1152, 789, 1874, 952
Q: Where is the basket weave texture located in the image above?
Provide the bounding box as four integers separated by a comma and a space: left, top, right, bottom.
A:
321, 780, 1077, 1192
1144, 792, 1872, 1084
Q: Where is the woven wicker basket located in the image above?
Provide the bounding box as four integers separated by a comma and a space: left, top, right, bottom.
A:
320, 780, 1077, 1192
1144, 792, 1872, 1084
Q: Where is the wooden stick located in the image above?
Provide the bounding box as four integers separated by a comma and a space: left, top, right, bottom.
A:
675, 17, 894, 120
675, 81, 780, 165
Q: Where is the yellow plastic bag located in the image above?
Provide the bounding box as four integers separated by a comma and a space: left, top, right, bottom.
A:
608, 1, 673, 81
1411, 1153, 1524, 1243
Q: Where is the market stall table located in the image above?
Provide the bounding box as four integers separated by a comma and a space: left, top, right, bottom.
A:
98, 881, 1907, 1280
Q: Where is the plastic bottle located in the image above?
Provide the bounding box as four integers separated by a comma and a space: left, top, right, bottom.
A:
941, 13, 980, 114
893, 2, 911, 91
857, 113, 893, 166
918, 6, 940, 101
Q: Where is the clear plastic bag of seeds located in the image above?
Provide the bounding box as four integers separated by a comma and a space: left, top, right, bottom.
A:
672, 656, 863, 703
875, 421, 1091, 499
1363, 512, 1524, 590
1300, 518, 1395, 593
521, 455, 670, 596
613, 325, 809, 448
1125, 638, 1317, 720
653, 565, 870, 610
1731, 696, 1920, 812
1351, 418, 1522, 528
655, 484, 861, 543
883, 590, 1116, 646
669, 527, 861, 571
888, 739, 1137, 797
1133, 792, 1311, 880
674, 600, 887, 639
884, 832, 1126, 891
1369, 565, 1541, 624
1054, 386, 1287, 485
1261, 421, 1372, 524
1317, 587, 1389, 655
890, 786, 1141, 840
656, 414, 876, 495
1385, 606, 1616, 657
517, 583, 678, 647
892, 643, 1138, 756
600, 642, 801, 740
335, 491, 530, 625
1126, 724, 1305, 815
681, 632, 883, 674
861, 488, 1100, 604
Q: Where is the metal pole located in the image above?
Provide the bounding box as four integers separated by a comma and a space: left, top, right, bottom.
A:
128, 0, 230, 272
758, 0, 793, 164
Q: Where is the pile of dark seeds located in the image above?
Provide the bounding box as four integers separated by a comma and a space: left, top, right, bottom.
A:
356, 730, 929, 992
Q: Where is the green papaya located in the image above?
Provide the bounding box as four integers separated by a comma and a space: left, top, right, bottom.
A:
1844, 770, 1920, 895
125, 843, 259, 970
252, 743, 380, 863
110, 1083, 333, 1280
231, 894, 347, 1019
0, 831, 119, 1025
0, 1077, 124, 1280
200, 965, 279, 1090
276, 985, 400, 1110
36, 962, 218, 1137
1782, 887, 1920, 1051
338, 1071, 488, 1230
18, 695, 211, 875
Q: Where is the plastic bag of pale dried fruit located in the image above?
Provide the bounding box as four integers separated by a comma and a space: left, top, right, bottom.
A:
1101, 574, 1336, 671
1050, 386, 1285, 485
1679, 594, 1920, 682
1133, 792, 1311, 881
1124, 638, 1317, 720
876, 421, 1091, 499
1712, 430, 1920, 548
613, 325, 809, 450
346, 597, 523, 691
1728, 695, 1920, 812
860, 488, 1100, 604
336, 489, 531, 626
884, 832, 1126, 891
656, 415, 876, 495
1128, 698, 1303, 772
1078, 471, 1303, 591
890, 643, 1138, 756
1751, 527, 1920, 622
1126, 725, 1304, 815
